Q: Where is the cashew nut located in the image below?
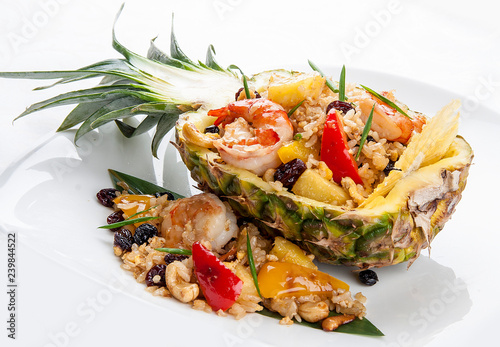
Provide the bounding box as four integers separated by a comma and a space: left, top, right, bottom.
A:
182, 122, 219, 148
321, 314, 355, 331
166, 261, 199, 303
298, 301, 330, 323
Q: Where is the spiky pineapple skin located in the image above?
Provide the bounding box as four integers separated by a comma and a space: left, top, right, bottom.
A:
176, 129, 472, 269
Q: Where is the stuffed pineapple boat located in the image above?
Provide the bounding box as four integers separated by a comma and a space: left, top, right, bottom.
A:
0, 8, 473, 269
176, 83, 472, 269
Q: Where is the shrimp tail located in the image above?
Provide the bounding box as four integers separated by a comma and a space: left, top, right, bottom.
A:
209, 107, 230, 127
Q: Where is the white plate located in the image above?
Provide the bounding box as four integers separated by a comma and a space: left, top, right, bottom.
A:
1, 68, 498, 347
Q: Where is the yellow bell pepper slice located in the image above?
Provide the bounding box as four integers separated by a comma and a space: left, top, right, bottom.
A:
258, 262, 349, 299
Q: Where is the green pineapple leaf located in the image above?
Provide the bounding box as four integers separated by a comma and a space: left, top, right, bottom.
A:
257, 308, 384, 336
0, 3, 241, 157
108, 169, 184, 199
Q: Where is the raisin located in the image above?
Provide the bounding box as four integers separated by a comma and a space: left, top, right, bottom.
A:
154, 191, 175, 200
235, 87, 261, 100
107, 211, 124, 231
114, 228, 133, 253
164, 253, 189, 265
204, 125, 220, 134
96, 188, 118, 207
326, 100, 354, 115
359, 269, 379, 286
133, 223, 158, 246
274, 159, 307, 189
145, 264, 167, 287
383, 160, 402, 176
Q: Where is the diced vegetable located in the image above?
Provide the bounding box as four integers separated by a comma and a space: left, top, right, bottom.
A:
267, 73, 325, 108
270, 237, 317, 269
257, 262, 349, 299
320, 110, 363, 185
291, 169, 349, 205
277, 139, 319, 164
113, 194, 153, 218
192, 242, 243, 311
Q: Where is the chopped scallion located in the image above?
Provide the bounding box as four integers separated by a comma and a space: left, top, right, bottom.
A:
360, 85, 411, 119
339, 65, 346, 102
246, 231, 262, 297
356, 104, 375, 160
288, 99, 305, 117
127, 205, 158, 219
155, 248, 192, 255
229, 64, 251, 99
98, 216, 159, 229
308, 60, 339, 93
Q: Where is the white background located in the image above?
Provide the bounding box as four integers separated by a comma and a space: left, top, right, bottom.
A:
0, 1, 499, 346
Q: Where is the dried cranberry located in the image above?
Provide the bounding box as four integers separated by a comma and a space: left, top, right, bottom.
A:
133, 223, 158, 246
235, 87, 261, 100
274, 159, 307, 189
164, 253, 189, 265
326, 100, 354, 115
204, 125, 220, 134
366, 135, 376, 143
145, 265, 167, 287
96, 188, 118, 207
114, 228, 133, 253
359, 269, 378, 286
154, 191, 175, 200
107, 211, 125, 231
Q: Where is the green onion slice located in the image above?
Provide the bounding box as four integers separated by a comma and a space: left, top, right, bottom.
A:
360, 85, 411, 119
356, 104, 374, 160
308, 60, 339, 93
339, 65, 347, 102
155, 248, 192, 255
229, 64, 251, 99
127, 205, 158, 219
246, 231, 262, 297
288, 99, 305, 117
98, 216, 159, 229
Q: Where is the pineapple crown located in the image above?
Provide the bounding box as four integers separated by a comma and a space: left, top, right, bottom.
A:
0, 4, 242, 157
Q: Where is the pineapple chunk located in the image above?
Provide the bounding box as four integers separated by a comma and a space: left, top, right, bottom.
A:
267, 72, 325, 108
225, 262, 259, 297
270, 237, 317, 269
277, 140, 319, 164
292, 169, 350, 205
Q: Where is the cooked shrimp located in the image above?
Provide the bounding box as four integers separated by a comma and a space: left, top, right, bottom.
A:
160, 193, 238, 252
358, 91, 426, 144
208, 98, 294, 176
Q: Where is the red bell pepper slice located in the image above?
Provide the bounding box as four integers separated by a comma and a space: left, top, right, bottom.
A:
192, 242, 243, 311
320, 109, 363, 185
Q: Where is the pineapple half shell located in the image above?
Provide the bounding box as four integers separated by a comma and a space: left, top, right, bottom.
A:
176, 101, 473, 269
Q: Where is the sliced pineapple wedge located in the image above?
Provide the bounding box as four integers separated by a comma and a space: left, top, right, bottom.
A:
267, 72, 325, 108
360, 100, 461, 208
292, 169, 350, 206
